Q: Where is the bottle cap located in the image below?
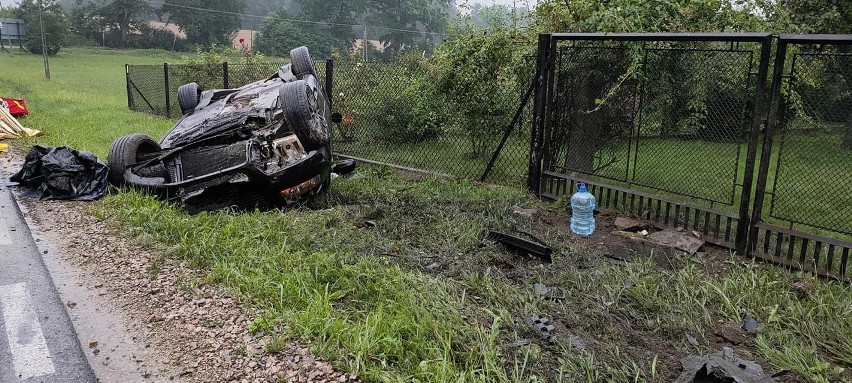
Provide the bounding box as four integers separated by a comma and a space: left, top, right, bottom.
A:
577, 183, 587, 193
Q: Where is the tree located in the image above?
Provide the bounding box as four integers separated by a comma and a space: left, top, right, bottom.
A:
293, 0, 368, 56
18, 0, 68, 55
254, 8, 338, 58
364, 0, 453, 58
163, 0, 246, 48
94, 0, 156, 48
293, 0, 452, 58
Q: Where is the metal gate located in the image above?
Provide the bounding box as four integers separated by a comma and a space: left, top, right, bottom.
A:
749, 35, 852, 280
529, 33, 773, 253
529, 33, 852, 281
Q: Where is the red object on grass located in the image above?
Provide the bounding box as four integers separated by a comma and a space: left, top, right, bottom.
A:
2, 98, 28, 117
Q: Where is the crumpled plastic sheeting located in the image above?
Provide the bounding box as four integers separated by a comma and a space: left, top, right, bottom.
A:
10, 146, 109, 201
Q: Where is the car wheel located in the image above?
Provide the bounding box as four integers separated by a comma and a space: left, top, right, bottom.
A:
177, 82, 202, 114
289, 46, 318, 79
108, 133, 162, 186
281, 80, 329, 152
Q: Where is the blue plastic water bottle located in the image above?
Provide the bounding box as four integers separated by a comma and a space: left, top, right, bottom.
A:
570, 183, 596, 236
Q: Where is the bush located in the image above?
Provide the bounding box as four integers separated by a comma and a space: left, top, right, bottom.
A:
431, 24, 520, 157
372, 79, 445, 144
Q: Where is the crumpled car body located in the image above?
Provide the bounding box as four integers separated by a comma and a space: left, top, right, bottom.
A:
108, 46, 350, 213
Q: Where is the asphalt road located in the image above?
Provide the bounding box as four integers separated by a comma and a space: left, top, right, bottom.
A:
0, 186, 96, 383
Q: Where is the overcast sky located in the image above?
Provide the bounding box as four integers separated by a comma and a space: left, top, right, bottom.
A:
472, 0, 537, 7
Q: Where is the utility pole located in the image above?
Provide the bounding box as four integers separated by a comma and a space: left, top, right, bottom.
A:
363, 25, 367, 62
38, 0, 50, 80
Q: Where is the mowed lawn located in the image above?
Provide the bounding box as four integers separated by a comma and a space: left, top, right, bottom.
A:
1, 48, 851, 383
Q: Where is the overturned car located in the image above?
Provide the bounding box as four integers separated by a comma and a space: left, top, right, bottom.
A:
108, 46, 354, 213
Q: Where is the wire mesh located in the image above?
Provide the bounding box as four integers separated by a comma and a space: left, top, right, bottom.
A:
328, 59, 532, 184
127, 64, 167, 115
771, 51, 852, 234
546, 40, 757, 205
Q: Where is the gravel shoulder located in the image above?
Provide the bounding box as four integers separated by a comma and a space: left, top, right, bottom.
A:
3, 152, 358, 383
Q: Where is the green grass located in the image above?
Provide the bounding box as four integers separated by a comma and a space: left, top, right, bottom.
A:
1, 48, 851, 382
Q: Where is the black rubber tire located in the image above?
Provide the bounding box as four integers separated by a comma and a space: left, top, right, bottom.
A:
289, 46, 317, 79
107, 133, 161, 186
281, 80, 329, 152
177, 82, 201, 114
331, 159, 356, 175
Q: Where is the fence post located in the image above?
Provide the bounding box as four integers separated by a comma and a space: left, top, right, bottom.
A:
325, 58, 334, 109
528, 34, 551, 195
223, 61, 230, 89
747, 38, 789, 254
125, 64, 133, 110
736, 35, 774, 255
164, 63, 171, 118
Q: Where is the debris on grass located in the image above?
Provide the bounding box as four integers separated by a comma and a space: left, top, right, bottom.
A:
741, 314, 761, 333
648, 229, 705, 255
525, 315, 556, 341
10, 146, 109, 201
614, 216, 647, 231
532, 283, 565, 301
674, 347, 778, 383
512, 205, 540, 220
715, 325, 747, 346
483, 230, 553, 263
686, 333, 701, 347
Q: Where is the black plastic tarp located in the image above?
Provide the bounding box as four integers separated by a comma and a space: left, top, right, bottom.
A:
10, 145, 109, 201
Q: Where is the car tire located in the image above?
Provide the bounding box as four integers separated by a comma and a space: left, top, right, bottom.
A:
289, 46, 317, 79
108, 133, 162, 186
177, 82, 202, 114
281, 80, 329, 152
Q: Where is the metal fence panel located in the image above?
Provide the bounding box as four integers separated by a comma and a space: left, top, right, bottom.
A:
542, 39, 763, 207
771, 52, 852, 234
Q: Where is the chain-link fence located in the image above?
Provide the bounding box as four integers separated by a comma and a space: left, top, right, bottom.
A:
127, 58, 534, 185
329, 59, 533, 184
544, 39, 759, 206
770, 50, 852, 235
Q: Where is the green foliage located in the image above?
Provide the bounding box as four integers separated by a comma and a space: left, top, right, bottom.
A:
781, 0, 852, 33
66, 0, 188, 50
163, 0, 246, 48
529, 0, 766, 34
254, 8, 339, 59
372, 76, 445, 144
175, 44, 270, 90
431, 22, 522, 157
19, 0, 67, 55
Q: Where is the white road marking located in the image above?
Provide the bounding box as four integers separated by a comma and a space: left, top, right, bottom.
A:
0, 283, 56, 379
0, 207, 12, 245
